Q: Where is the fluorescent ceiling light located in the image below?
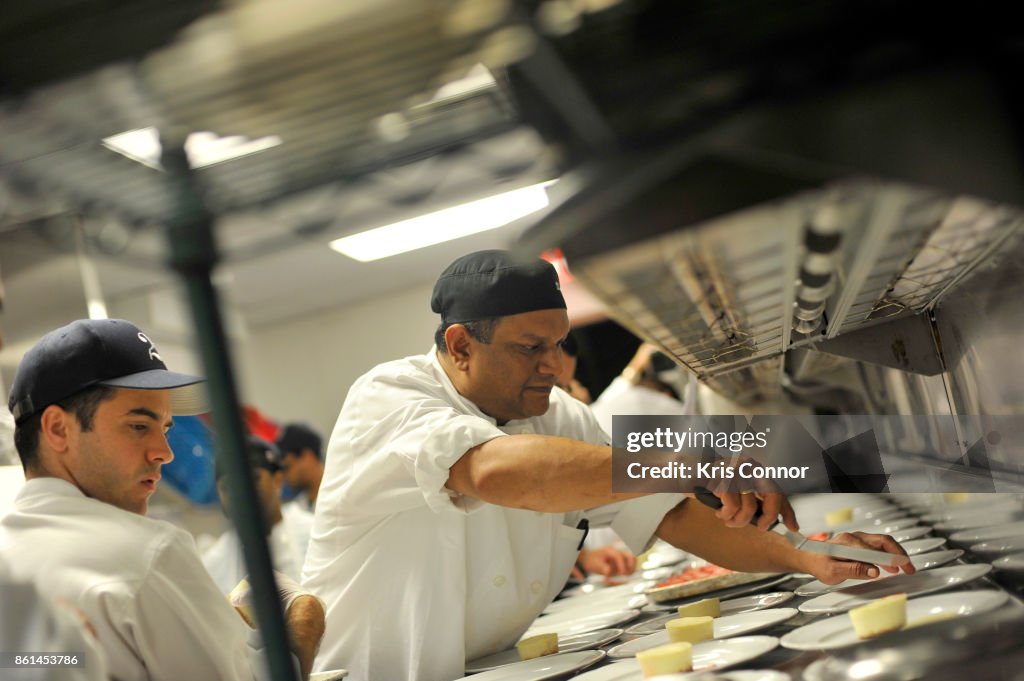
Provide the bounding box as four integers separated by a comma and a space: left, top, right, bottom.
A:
329, 180, 556, 262
102, 127, 282, 170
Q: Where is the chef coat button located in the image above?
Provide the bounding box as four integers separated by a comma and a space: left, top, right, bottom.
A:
493, 575, 507, 587
531, 580, 543, 594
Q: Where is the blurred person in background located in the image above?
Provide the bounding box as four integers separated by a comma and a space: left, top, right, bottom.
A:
276, 422, 325, 513
203, 436, 313, 593
0, 319, 325, 681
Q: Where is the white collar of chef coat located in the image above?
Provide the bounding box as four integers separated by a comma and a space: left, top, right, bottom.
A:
15, 476, 88, 504
428, 345, 538, 433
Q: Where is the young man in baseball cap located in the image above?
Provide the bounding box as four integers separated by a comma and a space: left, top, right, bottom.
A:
1, 318, 325, 681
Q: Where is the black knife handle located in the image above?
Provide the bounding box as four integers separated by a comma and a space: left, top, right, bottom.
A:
693, 486, 778, 529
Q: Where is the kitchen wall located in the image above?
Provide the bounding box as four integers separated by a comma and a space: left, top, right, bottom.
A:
237, 281, 438, 438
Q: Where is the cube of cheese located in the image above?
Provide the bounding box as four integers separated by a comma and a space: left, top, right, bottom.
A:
825, 507, 853, 528
636, 642, 693, 678
666, 615, 715, 644
677, 597, 720, 619
516, 633, 559, 660
848, 593, 907, 639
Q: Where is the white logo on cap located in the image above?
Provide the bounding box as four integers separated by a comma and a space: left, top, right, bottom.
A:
138, 332, 162, 361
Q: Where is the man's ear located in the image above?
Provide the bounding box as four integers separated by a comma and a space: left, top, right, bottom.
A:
444, 324, 473, 369
39, 405, 74, 455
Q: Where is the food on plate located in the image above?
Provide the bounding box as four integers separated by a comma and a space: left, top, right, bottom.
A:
655, 564, 733, 588
848, 593, 908, 639
825, 507, 853, 528
666, 615, 714, 643
516, 633, 559, 660
944, 492, 970, 505
636, 642, 693, 678
905, 611, 958, 629
806, 531, 830, 541
677, 597, 720, 618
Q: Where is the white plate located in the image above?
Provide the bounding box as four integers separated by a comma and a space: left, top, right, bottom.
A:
632, 592, 795, 631
456, 651, 605, 681
920, 497, 1022, 523
310, 671, 348, 681
794, 550, 964, 596
949, 520, 1024, 544
618, 671, 790, 681
544, 584, 651, 616
798, 564, 993, 614
525, 609, 641, 638
901, 537, 947, 555
993, 551, 1024, 572
561, 579, 656, 600
609, 610, 796, 657
641, 545, 691, 570
781, 590, 1008, 650
890, 526, 932, 542
934, 510, 1024, 533
466, 630, 623, 673
575, 637, 779, 680
970, 534, 1024, 557
642, 575, 793, 611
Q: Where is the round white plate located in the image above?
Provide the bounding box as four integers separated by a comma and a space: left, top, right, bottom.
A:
609, 610, 796, 657
632, 592, 795, 631
859, 507, 905, 521
544, 585, 651, 616
901, 537, 947, 555
525, 609, 641, 638
920, 497, 1022, 523
466, 630, 623, 673
794, 549, 964, 597
798, 564, 992, 614
457, 651, 605, 681
970, 534, 1024, 557
949, 520, 1024, 544
561, 579, 655, 600
643, 590, 796, 617
575, 637, 779, 680
781, 590, 1008, 650
310, 671, 348, 681
624, 671, 790, 681
890, 526, 932, 542
934, 510, 1024, 533
642, 575, 794, 611
993, 551, 1024, 572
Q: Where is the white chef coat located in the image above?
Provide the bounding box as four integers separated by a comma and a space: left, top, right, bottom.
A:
203, 503, 314, 594
303, 350, 683, 681
0, 478, 274, 681
590, 376, 697, 438
0, 554, 109, 681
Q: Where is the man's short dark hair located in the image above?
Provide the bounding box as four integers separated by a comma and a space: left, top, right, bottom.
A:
13, 385, 117, 472
434, 318, 500, 354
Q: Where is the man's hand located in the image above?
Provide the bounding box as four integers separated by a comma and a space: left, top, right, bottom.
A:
285, 595, 326, 681
800, 531, 916, 585
576, 546, 637, 579
710, 490, 799, 532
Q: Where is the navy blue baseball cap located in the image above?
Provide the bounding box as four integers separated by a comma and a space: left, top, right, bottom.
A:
8, 318, 208, 424
431, 250, 566, 324
276, 422, 322, 459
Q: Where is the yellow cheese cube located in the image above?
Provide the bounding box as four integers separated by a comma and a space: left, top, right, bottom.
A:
677, 597, 720, 619
825, 507, 853, 528
636, 642, 693, 678
665, 615, 715, 644
848, 593, 907, 639
516, 633, 559, 660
